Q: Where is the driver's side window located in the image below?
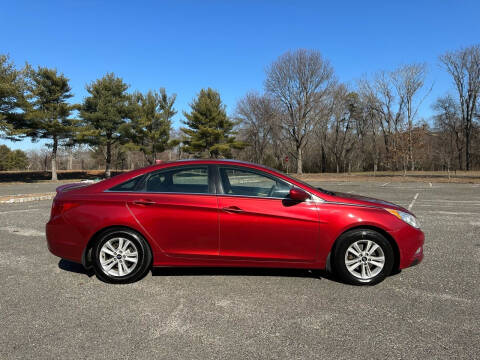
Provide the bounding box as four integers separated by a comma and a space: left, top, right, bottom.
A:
219, 167, 291, 198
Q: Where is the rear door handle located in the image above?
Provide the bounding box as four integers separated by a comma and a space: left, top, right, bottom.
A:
132, 199, 156, 206
222, 206, 244, 214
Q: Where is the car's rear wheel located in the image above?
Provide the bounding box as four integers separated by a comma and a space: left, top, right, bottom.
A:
333, 229, 394, 285
92, 228, 152, 284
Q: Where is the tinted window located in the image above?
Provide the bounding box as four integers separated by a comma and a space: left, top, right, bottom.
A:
109, 175, 144, 192
143, 166, 209, 194
219, 167, 291, 198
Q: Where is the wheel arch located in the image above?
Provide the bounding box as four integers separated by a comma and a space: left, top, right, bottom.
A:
81, 225, 153, 269
328, 225, 400, 273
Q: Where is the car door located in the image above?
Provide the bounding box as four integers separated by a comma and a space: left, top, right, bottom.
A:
124, 165, 219, 258
216, 166, 320, 262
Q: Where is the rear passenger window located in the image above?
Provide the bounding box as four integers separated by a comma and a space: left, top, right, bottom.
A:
143, 167, 209, 194
108, 175, 144, 192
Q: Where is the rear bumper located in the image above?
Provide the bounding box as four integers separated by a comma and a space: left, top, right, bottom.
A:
46, 216, 84, 263
393, 226, 425, 269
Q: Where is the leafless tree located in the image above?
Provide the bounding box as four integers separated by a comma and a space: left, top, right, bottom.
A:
392, 64, 430, 170
265, 49, 335, 174
357, 82, 383, 173
328, 84, 356, 173
235, 92, 278, 164
440, 45, 480, 170
433, 95, 463, 170
359, 73, 401, 170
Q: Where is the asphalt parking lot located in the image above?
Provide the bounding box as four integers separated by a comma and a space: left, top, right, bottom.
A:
0, 180, 479, 359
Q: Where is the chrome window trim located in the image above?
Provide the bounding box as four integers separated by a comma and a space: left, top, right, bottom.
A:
102, 190, 320, 202
216, 193, 292, 201
103, 190, 215, 196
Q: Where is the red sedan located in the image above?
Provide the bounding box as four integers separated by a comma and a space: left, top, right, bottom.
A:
46, 159, 424, 285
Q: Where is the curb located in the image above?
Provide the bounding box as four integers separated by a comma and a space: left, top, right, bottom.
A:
0, 193, 56, 204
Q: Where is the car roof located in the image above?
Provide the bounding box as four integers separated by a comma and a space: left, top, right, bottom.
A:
159, 159, 260, 166
173, 159, 301, 176
149, 159, 281, 172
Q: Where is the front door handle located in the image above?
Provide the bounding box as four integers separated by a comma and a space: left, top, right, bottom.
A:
132, 199, 156, 206
222, 206, 244, 214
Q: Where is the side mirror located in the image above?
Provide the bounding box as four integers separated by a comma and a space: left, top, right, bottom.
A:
288, 187, 309, 202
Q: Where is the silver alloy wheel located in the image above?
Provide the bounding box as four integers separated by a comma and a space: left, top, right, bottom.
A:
99, 237, 139, 277
344, 239, 385, 281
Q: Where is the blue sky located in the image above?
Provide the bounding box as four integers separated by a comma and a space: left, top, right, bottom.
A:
2, 0, 479, 150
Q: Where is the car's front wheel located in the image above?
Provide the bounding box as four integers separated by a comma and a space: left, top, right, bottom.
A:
333, 229, 394, 285
92, 228, 152, 284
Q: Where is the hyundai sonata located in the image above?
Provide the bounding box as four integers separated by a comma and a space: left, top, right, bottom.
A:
46, 160, 424, 285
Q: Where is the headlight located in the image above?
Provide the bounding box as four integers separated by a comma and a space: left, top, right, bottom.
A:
385, 209, 420, 228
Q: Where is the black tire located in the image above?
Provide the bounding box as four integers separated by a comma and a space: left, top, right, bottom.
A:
333, 229, 394, 286
92, 228, 152, 284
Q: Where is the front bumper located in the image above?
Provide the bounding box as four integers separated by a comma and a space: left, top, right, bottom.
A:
393, 225, 425, 269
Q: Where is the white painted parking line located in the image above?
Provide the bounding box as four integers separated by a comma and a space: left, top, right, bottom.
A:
0, 208, 40, 215
408, 193, 419, 211
389, 286, 472, 304
421, 199, 480, 203
0, 226, 45, 237
414, 203, 480, 208
381, 182, 390, 187
425, 210, 480, 216
381, 187, 430, 191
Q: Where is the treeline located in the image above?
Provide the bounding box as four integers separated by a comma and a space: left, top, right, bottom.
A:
1, 45, 479, 180
236, 47, 480, 174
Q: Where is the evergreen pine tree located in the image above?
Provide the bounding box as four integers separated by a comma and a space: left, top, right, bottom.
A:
0, 54, 27, 140
25, 66, 77, 180
123, 88, 176, 164
0, 145, 28, 170
181, 88, 244, 158
79, 73, 130, 177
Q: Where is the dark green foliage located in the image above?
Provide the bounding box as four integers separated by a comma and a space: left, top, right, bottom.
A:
24, 66, 77, 180
123, 88, 176, 164
181, 88, 244, 158
25, 67, 76, 140
0, 54, 27, 140
0, 145, 9, 169
0, 145, 28, 170
79, 73, 130, 177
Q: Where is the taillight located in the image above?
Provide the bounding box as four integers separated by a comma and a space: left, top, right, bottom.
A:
62, 202, 79, 212
50, 200, 79, 219
50, 199, 60, 219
